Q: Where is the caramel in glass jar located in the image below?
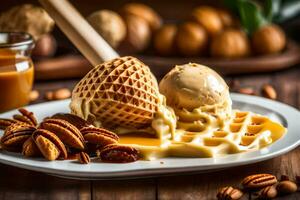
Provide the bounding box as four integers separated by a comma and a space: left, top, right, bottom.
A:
0, 33, 34, 113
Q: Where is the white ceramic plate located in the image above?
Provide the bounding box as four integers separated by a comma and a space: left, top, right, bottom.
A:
0, 93, 299, 180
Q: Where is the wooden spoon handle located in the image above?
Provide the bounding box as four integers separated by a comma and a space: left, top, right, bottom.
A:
38, 0, 119, 66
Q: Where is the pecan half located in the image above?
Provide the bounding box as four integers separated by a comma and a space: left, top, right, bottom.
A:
39, 118, 85, 150
51, 113, 92, 130
32, 129, 68, 161
13, 108, 38, 126
277, 180, 298, 194
22, 137, 41, 157
0, 123, 36, 151
262, 84, 277, 100
100, 144, 139, 163
80, 127, 119, 146
0, 118, 18, 130
242, 174, 277, 190
77, 152, 90, 164
217, 186, 243, 200
257, 185, 277, 199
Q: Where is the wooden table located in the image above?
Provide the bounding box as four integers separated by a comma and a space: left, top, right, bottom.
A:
0, 65, 299, 200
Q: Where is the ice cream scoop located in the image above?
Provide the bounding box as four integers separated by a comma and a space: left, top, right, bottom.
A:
70, 56, 160, 129
159, 63, 231, 132
159, 63, 230, 110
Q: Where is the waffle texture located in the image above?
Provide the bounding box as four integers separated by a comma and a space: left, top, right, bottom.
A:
129, 110, 286, 160
170, 110, 286, 157
70, 56, 160, 129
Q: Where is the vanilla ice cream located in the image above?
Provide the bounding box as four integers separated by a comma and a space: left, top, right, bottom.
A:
159, 63, 232, 131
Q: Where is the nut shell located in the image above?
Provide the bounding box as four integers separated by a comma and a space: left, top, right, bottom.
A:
87, 10, 126, 48
252, 24, 286, 55
100, 144, 139, 163
22, 137, 41, 157
217, 186, 243, 200
0, 118, 18, 130
121, 15, 151, 53
0, 4, 54, 40
191, 6, 223, 35
33, 129, 67, 160
32, 34, 57, 57
262, 84, 277, 100
77, 152, 90, 164
40, 118, 85, 150
81, 127, 119, 146
211, 29, 250, 58
1, 123, 35, 149
242, 174, 277, 190
121, 3, 162, 31
51, 113, 92, 130
16, 108, 38, 126
176, 22, 208, 56
154, 24, 177, 56
217, 9, 235, 28
258, 185, 277, 199
276, 180, 298, 194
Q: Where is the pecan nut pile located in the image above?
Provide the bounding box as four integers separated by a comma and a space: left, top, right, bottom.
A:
0, 109, 139, 164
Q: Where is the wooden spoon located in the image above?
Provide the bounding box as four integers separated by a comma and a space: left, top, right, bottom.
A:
38, 0, 119, 66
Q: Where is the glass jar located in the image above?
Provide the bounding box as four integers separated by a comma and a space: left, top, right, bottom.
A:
0, 32, 35, 113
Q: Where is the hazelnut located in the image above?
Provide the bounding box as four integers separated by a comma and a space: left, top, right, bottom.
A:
45, 91, 53, 101
120, 3, 162, 31
154, 24, 177, 56
252, 24, 286, 55
0, 4, 54, 40
277, 180, 298, 194
120, 15, 151, 53
190, 6, 223, 35
262, 84, 277, 100
29, 90, 39, 102
238, 87, 256, 95
176, 22, 208, 56
210, 29, 250, 58
257, 185, 277, 199
216, 9, 235, 28
45, 88, 71, 101
32, 34, 57, 58
53, 88, 71, 100
87, 10, 126, 48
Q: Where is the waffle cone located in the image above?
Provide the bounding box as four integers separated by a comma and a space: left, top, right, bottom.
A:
70, 56, 160, 129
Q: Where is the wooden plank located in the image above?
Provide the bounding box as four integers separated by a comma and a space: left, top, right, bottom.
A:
92, 179, 156, 200
0, 164, 91, 200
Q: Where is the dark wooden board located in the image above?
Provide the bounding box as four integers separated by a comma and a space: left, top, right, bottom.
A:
34, 40, 300, 80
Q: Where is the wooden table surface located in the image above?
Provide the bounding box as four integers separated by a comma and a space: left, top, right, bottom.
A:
0, 65, 299, 200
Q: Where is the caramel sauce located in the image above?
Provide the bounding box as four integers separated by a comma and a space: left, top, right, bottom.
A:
119, 133, 163, 146
0, 50, 34, 112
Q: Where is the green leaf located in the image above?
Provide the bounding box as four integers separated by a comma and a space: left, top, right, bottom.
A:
264, 0, 281, 21
238, 1, 268, 34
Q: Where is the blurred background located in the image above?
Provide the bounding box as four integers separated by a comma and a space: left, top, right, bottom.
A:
1, 0, 300, 79
0, 0, 300, 111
